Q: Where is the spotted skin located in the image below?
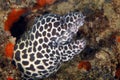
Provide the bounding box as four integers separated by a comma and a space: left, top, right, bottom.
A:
13, 12, 86, 79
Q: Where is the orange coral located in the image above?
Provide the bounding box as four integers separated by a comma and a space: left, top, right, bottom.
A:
36, 0, 46, 7
115, 67, 120, 79
6, 76, 14, 80
78, 61, 91, 71
4, 8, 26, 31
36, 0, 56, 7
4, 1, 56, 32
5, 42, 14, 60
116, 36, 120, 43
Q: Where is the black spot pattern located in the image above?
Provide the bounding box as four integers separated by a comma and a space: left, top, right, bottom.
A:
52, 29, 56, 35
52, 51, 55, 55
31, 34, 34, 41
29, 41, 32, 46
42, 43, 47, 48
33, 26, 36, 33
68, 44, 72, 49
37, 52, 43, 58
38, 46, 42, 51
22, 61, 29, 65
46, 18, 51, 22
41, 50, 45, 53
44, 24, 48, 30
30, 54, 35, 61
26, 71, 31, 75
67, 51, 71, 54
39, 26, 43, 31
49, 61, 53, 64
44, 54, 49, 58
51, 19, 55, 22
57, 27, 61, 31
64, 46, 68, 50
22, 49, 26, 54
23, 74, 30, 78
12, 60, 16, 66
56, 50, 59, 55
35, 60, 40, 65
22, 34, 26, 41
47, 33, 51, 37
33, 41, 38, 46
26, 40, 28, 47
39, 38, 43, 43
66, 17, 69, 22
48, 66, 54, 70
47, 26, 52, 32
44, 37, 48, 42
37, 22, 40, 27
28, 47, 32, 52
41, 70, 47, 73
62, 57, 67, 61
43, 31, 46, 36
73, 45, 77, 49
17, 63, 24, 72
14, 44, 18, 50
22, 53, 27, 59
33, 46, 36, 52
70, 17, 73, 22
46, 48, 50, 53
15, 50, 21, 61
26, 64, 35, 71
68, 23, 72, 27
35, 31, 41, 38
41, 19, 45, 25
54, 22, 60, 27
50, 53, 53, 57
42, 59, 49, 66
37, 65, 44, 69
47, 23, 52, 29
19, 43, 24, 49
32, 73, 38, 76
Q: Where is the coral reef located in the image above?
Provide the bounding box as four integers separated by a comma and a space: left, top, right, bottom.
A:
0, 0, 120, 80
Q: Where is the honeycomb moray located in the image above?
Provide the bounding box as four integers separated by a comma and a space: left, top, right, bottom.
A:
12, 11, 86, 80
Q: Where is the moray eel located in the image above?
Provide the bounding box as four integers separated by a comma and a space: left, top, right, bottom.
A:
12, 12, 86, 79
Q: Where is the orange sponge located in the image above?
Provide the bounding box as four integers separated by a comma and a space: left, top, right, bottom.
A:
5, 42, 14, 60
36, 0, 55, 7
6, 76, 14, 80
116, 36, 120, 43
78, 61, 91, 71
4, 8, 26, 31
115, 67, 120, 79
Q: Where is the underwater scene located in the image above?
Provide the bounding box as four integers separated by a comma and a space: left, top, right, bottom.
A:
0, 0, 120, 80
